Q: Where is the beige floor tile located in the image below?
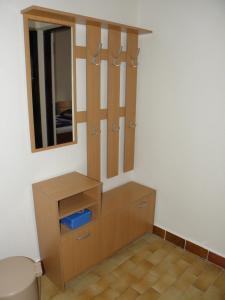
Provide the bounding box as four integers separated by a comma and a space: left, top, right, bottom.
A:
75, 292, 93, 300
146, 239, 167, 253
82, 277, 110, 298
147, 248, 168, 266
182, 285, 204, 300
40, 276, 60, 300
136, 287, 160, 300
93, 258, 119, 276
68, 272, 100, 295
109, 273, 136, 293
181, 251, 199, 264
142, 233, 159, 243
167, 259, 190, 278
186, 259, 209, 276
129, 259, 153, 279
162, 242, 176, 253
119, 287, 140, 300
213, 270, 225, 293
128, 239, 150, 254
194, 263, 222, 291
150, 259, 173, 277
51, 288, 77, 300
132, 271, 159, 294
131, 248, 152, 264
174, 269, 197, 292
110, 248, 133, 264
158, 286, 184, 300
93, 287, 119, 299
152, 273, 177, 293
203, 285, 225, 300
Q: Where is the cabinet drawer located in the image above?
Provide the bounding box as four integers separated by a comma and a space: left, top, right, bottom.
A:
61, 221, 100, 282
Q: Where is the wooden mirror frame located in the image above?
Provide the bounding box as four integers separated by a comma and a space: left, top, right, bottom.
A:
23, 14, 77, 152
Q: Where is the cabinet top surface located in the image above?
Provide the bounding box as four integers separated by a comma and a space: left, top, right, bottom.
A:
102, 181, 155, 214
33, 172, 101, 201
21, 5, 152, 34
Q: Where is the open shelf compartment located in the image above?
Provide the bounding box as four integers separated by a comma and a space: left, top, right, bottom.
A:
60, 204, 99, 235
58, 193, 98, 220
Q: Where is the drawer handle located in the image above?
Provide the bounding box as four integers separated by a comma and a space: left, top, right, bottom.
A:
138, 201, 148, 208
76, 232, 91, 240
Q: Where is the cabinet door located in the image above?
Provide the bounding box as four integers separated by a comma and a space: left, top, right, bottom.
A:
128, 194, 155, 242
114, 207, 130, 250
100, 207, 130, 259
100, 212, 117, 259
61, 221, 100, 282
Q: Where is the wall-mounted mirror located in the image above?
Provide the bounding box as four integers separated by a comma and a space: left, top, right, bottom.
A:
24, 18, 76, 151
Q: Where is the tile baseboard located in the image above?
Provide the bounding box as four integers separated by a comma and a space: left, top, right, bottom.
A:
165, 231, 185, 248
208, 251, 225, 269
153, 225, 225, 269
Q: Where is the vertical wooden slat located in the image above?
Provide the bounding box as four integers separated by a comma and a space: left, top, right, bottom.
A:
107, 27, 121, 178
86, 23, 101, 180
124, 31, 138, 172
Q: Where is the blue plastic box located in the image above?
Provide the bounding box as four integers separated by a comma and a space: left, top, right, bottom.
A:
60, 209, 92, 229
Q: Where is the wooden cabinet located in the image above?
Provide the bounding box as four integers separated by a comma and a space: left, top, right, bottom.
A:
33, 174, 155, 289
101, 182, 156, 260
33, 172, 102, 288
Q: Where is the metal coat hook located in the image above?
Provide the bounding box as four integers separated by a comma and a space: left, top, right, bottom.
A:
111, 46, 123, 67
130, 48, 140, 68
112, 123, 120, 132
91, 127, 101, 135
92, 43, 102, 66
128, 121, 136, 128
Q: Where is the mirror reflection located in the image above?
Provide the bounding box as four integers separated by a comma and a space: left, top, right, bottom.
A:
29, 20, 74, 149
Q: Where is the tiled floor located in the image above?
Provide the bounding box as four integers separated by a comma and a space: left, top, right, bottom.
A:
41, 234, 225, 299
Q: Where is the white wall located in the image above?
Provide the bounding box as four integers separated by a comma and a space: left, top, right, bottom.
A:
135, 0, 225, 256
0, 0, 138, 261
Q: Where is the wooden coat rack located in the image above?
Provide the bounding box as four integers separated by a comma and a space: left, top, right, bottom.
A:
22, 6, 152, 181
